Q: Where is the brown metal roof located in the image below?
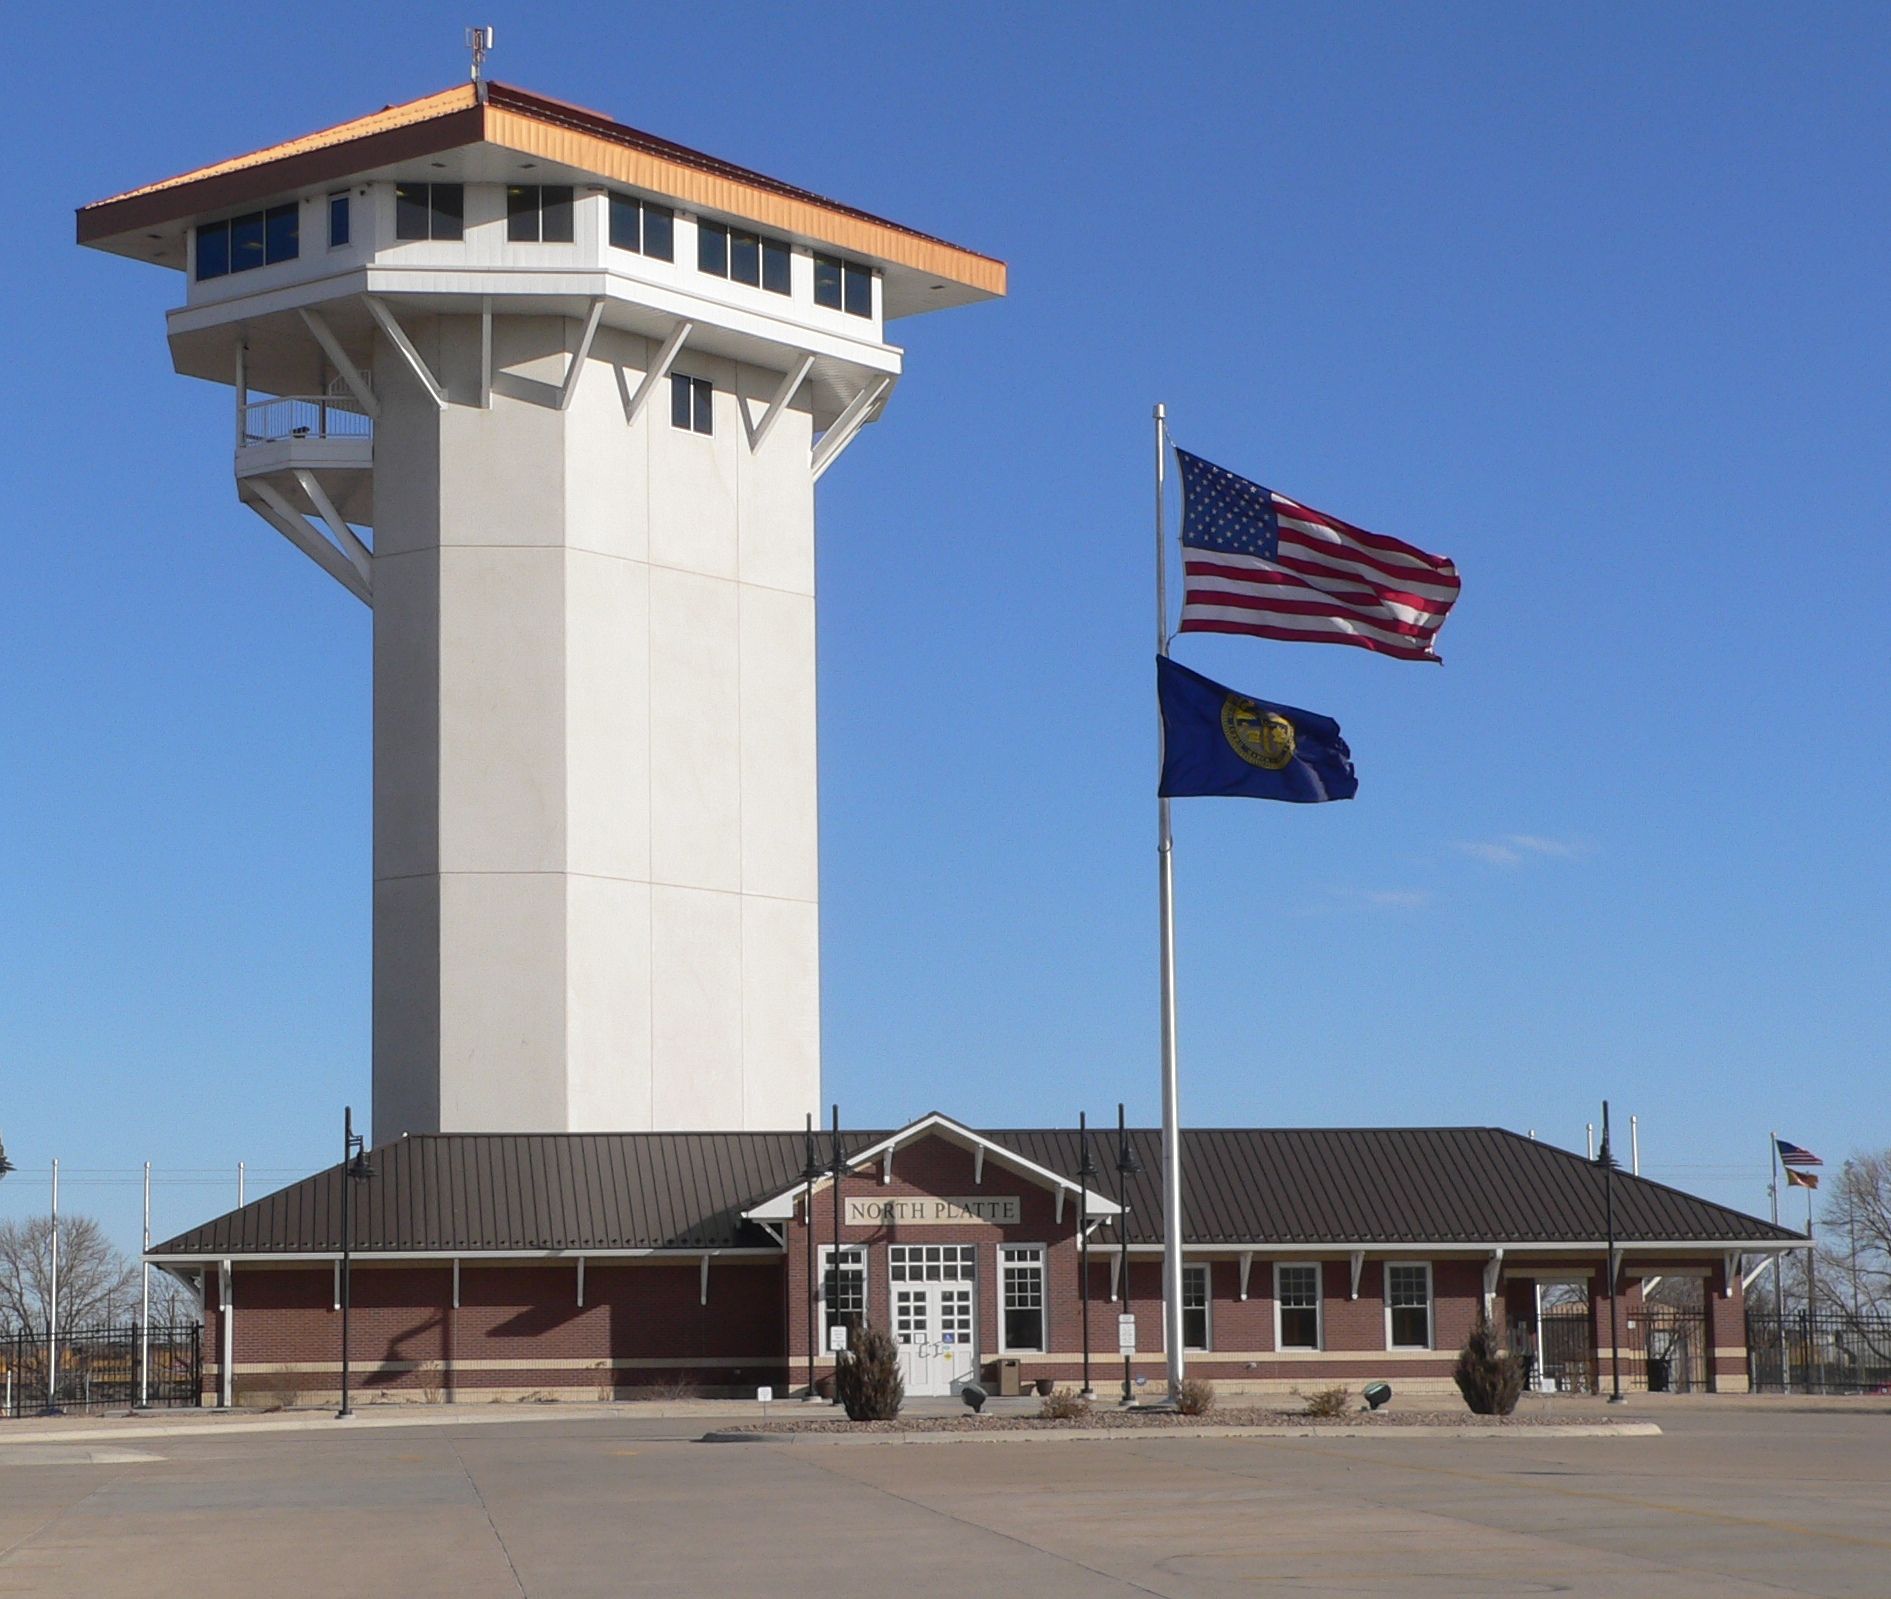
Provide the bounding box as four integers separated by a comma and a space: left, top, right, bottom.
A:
149, 1125, 1797, 1260
76, 81, 1005, 298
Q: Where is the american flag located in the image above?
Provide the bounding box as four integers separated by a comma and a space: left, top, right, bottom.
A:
1175, 448, 1461, 663
1777, 1139, 1822, 1188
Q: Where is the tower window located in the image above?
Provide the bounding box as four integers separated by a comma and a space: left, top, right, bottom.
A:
328, 193, 350, 249
195, 203, 299, 281
697, 220, 791, 296
506, 184, 574, 243
608, 192, 674, 261
394, 182, 464, 242
814, 254, 874, 318
671, 373, 712, 435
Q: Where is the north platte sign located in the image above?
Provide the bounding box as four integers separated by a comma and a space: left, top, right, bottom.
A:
844, 1196, 1022, 1226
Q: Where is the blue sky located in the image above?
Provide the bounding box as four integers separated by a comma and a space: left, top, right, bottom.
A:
2, 2, 1885, 1253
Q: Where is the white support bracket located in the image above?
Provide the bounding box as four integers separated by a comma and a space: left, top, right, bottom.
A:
743, 354, 813, 453
559, 298, 606, 411
618, 321, 693, 427
1055, 1188, 1066, 1227
243, 481, 372, 606
332, 1259, 340, 1313
291, 469, 373, 585
1723, 1252, 1739, 1299
1741, 1255, 1775, 1293
362, 295, 447, 410
700, 1253, 712, 1307
810, 377, 891, 483
881, 1137, 895, 1186
1109, 1251, 1122, 1303
1349, 1250, 1365, 1301
576, 1255, 586, 1308
1641, 1275, 1664, 1299
1483, 1248, 1505, 1318
452, 1257, 461, 1310
1238, 1252, 1253, 1301
973, 1146, 985, 1186
297, 309, 379, 420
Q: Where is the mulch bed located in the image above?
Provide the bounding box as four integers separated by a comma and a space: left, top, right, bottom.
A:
719, 1405, 1610, 1435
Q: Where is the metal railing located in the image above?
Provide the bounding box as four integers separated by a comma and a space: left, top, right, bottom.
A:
1748, 1309, 1891, 1394
2, 1321, 202, 1416
240, 395, 373, 447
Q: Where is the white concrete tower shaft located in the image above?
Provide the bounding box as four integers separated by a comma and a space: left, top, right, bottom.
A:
78, 82, 1004, 1140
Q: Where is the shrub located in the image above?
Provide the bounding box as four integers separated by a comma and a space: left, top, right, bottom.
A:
1038, 1388, 1091, 1420
1176, 1378, 1215, 1416
1453, 1314, 1523, 1416
637, 1375, 702, 1403
835, 1321, 904, 1421
1299, 1384, 1351, 1419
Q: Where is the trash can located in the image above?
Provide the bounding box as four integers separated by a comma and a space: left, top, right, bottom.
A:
1646, 1357, 1671, 1393
996, 1359, 1022, 1397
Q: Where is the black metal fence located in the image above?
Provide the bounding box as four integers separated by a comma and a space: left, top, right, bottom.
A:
1747, 1309, 1891, 1394
1, 1322, 202, 1417
1625, 1304, 1710, 1393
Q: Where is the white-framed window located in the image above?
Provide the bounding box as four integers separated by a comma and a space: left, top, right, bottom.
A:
1385, 1261, 1433, 1350
1182, 1263, 1211, 1351
1274, 1261, 1323, 1351
1000, 1245, 1046, 1352
506, 183, 574, 243
670, 373, 712, 435
819, 1245, 866, 1339
327, 192, 351, 250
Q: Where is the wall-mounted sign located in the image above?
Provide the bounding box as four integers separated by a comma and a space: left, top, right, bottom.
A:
844, 1195, 1021, 1227
1117, 1314, 1137, 1355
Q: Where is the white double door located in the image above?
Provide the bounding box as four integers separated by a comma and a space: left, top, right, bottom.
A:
890, 1245, 978, 1396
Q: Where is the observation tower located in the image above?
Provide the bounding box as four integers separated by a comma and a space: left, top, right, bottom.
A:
78, 76, 1003, 1139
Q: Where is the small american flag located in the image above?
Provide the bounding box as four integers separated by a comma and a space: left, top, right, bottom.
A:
1777, 1139, 1822, 1188
1175, 448, 1461, 663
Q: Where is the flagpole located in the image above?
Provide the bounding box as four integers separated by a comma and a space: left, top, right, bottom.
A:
1154, 400, 1185, 1399
1770, 1131, 1788, 1393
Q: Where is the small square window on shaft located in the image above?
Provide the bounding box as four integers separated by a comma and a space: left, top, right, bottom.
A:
671, 373, 712, 435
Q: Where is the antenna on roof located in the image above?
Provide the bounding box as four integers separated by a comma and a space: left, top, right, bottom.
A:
466, 26, 495, 97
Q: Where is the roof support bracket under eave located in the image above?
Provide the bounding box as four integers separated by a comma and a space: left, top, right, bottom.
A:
1349, 1251, 1365, 1301
362, 295, 447, 410
618, 321, 692, 427
558, 298, 606, 411
576, 1255, 586, 1308
297, 308, 379, 421
1110, 1251, 1122, 1303
1741, 1255, 1776, 1292
700, 1253, 711, 1307
1055, 1189, 1065, 1227
810, 377, 890, 482
743, 353, 813, 453
1483, 1247, 1505, 1316
1238, 1252, 1253, 1301
1723, 1252, 1738, 1298
973, 1146, 984, 1186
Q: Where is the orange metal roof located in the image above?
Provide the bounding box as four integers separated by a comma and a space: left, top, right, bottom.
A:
77, 81, 1004, 296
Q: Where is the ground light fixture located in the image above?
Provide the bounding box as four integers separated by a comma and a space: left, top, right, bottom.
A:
336, 1107, 374, 1420
1363, 1382, 1392, 1410
1114, 1104, 1142, 1405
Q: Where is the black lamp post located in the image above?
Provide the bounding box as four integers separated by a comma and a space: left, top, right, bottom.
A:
336, 1106, 373, 1420
801, 1114, 824, 1401
827, 1104, 849, 1404
1596, 1100, 1625, 1405
1077, 1112, 1098, 1399
1115, 1103, 1143, 1405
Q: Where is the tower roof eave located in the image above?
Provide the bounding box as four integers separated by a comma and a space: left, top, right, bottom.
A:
75, 81, 1006, 315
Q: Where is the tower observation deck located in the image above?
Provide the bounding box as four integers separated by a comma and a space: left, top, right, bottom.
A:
78, 80, 1004, 1140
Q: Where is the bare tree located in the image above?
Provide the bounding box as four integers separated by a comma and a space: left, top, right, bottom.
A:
1814, 1153, 1891, 1318
0, 1214, 142, 1335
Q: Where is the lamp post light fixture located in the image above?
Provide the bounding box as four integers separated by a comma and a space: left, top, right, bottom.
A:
1115, 1103, 1143, 1405
801, 1114, 824, 1402
1077, 1112, 1098, 1399
336, 1106, 374, 1420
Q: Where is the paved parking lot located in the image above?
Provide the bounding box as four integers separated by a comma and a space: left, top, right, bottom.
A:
2, 1402, 1886, 1597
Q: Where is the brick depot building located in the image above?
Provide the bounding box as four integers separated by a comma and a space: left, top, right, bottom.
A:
148, 1114, 1800, 1406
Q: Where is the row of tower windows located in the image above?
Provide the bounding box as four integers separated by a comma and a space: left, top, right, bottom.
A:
193, 182, 875, 318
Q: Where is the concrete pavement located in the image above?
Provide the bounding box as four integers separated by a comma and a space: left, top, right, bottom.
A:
1, 1402, 1886, 1596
